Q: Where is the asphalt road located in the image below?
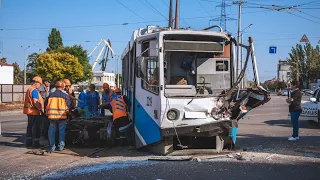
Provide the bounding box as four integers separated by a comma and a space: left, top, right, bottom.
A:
0, 94, 319, 180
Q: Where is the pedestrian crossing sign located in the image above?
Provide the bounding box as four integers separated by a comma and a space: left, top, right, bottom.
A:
300, 34, 309, 43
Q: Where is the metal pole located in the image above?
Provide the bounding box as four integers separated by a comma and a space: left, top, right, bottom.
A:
236, 0, 242, 82
117, 56, 120, 88
169, 0, 173, 28
241, 34, 243, 88
22, 46, 30, 84
24, 49, 26, 84
174, 0, 179, 29
249, 37, 260, 86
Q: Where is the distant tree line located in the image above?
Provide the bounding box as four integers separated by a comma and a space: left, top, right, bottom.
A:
12, 28, 93, 84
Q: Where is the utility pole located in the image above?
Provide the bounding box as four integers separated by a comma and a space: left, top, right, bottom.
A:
233, 0, 246, 86
210, 0, 235, 32
21, 45, 30, 84
174, 0, 179, 29
169, 0, 173, 28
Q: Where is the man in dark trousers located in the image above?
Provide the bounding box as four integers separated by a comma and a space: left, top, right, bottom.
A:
23, 76, 44, 148
286, 80, 302, 141
46, 81, 72, 152
38, 78, 51, 139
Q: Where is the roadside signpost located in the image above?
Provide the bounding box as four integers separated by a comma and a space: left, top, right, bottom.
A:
269, 46, 277, 54
300, 34, 309, 43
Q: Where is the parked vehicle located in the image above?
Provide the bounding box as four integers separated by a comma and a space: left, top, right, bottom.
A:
302, 89, 314, 96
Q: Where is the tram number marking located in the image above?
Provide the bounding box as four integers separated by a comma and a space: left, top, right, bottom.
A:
147, 97, 152, 106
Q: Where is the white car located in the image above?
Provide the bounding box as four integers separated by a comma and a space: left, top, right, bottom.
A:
290, 88, 320, 124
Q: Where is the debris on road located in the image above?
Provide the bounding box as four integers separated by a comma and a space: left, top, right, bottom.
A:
148, 156, 193, 161
26, 149, 48, 156
266, 154, 276, 160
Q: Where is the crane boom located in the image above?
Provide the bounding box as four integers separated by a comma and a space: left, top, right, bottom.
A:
89, 38, 116, 71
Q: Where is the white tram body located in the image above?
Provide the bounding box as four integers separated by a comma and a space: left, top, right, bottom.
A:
121, 26, 269, 154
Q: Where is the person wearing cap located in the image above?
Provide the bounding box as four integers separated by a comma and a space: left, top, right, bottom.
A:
101, 83, 116, 116
38, 78, 51, 100
45, 81, 72, 152
38, 78, 51, 140
23, 76, 44, 148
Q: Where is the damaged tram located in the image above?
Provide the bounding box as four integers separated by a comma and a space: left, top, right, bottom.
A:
121, 25, 270, 154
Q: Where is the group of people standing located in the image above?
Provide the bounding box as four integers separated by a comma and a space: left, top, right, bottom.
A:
23, 77, 74, 151
23, 77, 130, 152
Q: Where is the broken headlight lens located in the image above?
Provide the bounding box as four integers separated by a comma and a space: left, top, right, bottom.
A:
167, 109, 179, 120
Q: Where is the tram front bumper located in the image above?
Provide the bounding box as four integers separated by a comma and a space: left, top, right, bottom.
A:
160, 120, 237, 137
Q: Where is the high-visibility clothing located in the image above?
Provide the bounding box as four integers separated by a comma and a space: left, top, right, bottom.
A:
23, 86, 44, 115
46, 90, 70, 120
110, 96, 128, 121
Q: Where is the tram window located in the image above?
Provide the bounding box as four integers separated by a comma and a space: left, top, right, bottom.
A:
216, 60, 229, 71
142, 58, 159, 94
141, 42, 150, 57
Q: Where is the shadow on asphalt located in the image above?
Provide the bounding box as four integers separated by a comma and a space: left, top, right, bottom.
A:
0, 133, 25, 147
264, 119, 320, 129
40, 160, 320, 180
237, 134, 320, 158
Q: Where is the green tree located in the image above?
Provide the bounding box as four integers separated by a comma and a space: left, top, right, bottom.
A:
59, 45, 92, 81
13, 62, 24, 84
26, 53, 39, 82
47, 28, 63, 51
287, 44, 320, 88
35, 52, 84, 83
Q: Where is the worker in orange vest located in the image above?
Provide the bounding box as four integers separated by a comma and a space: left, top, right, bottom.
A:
101, 83, 116, 115
23, 76, 44, 148
46, 81, 72, 152
110, 88, 130, 138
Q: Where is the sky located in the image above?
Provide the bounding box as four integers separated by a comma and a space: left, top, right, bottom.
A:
0, 0, 319, 82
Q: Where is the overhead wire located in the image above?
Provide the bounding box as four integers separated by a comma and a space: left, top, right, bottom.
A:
142, 0, 168, 20
196, 0, 212, 17
0, 9, 273, 31
115, 0, 146, 21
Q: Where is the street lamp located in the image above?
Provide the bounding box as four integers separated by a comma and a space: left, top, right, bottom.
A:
33, 44, 42, 53
21, 45, 31, 84
239, 24, 253, 88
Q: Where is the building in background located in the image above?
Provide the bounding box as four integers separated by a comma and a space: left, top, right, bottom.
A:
74, 71, 116, 92
277, 60, 291, 83
0, 60, 14, 84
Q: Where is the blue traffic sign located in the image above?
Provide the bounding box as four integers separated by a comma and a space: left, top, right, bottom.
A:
269, 46, 277, 54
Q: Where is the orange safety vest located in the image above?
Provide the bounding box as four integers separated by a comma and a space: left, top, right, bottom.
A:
23, 86, 44, 115
46, 96, 69, 120
110, 96, 127, 121
103, 89, 114, 102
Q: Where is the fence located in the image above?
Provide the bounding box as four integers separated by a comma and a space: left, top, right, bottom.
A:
0, 84, 29, 104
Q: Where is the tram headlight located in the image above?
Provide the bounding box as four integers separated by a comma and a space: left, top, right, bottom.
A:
167, 109, 179, 120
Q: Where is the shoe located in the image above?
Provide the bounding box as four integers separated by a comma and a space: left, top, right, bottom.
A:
57, 147, 64, 151
288, 137, 297, 141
